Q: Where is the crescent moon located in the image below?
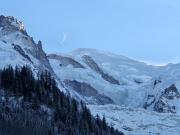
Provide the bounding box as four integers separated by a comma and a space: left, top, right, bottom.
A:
60, 32, 66, 44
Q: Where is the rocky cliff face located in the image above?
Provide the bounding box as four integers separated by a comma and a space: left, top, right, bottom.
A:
0, 15, 53, 75
0, 15, 27, 36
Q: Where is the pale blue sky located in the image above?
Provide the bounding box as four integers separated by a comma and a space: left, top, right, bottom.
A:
1, 0, 180, 65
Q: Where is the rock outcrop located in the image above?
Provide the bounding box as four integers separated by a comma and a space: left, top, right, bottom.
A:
64, 80, 114, 104
82, 55, 120, 85
154, 84, 180, 113
48, 54, 85, 68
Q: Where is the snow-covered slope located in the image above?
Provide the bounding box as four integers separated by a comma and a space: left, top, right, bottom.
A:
49, 49, 152, 105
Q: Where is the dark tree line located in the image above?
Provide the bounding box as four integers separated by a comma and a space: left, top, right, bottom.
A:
0, 65, 124, 135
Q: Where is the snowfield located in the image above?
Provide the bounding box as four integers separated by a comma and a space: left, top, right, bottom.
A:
88, 104, 180, 135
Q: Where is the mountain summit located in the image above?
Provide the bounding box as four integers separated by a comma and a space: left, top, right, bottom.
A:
0, 15, 26, 36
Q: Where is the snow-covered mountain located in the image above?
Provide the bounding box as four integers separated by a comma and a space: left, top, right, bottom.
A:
1, 15, 180, 135
47, 49, 180, 135
48, 49, 180, 112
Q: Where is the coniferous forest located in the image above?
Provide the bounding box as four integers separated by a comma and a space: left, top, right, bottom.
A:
0, 65, 124, 135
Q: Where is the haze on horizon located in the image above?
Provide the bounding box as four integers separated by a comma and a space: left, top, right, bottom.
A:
1, 0, 180, 65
